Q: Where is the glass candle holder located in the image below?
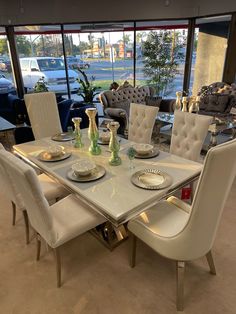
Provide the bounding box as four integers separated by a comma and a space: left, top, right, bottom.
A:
107, 121, 121, 166
85, 108, 101, 155
72, 117, 83, 148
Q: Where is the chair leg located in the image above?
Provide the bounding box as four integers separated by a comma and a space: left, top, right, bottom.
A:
176, 261, 185, 311
206, 251, 216, 275
53, 247, 61, 288
36, 233, 41, 261
11, 201, 16, 226
130, 233, 137, 268
22, 210, 30, 244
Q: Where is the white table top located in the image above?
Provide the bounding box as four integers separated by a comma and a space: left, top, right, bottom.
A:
13, 133, 202, 225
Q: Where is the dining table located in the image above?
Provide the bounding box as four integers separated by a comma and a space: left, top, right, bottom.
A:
13, 130, 203, 249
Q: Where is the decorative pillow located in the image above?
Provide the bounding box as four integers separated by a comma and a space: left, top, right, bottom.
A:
110, 99, 130, 116
205, 94, 229, 113
145, 96, 162, 107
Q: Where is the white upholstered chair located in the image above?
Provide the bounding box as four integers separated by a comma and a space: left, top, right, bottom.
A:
3, 149, 105, 287
128, 103, 159, 144
170, 111, 213, 162
0, 146, 69, 244
128, 139, 236, 310
24, 92, 62, 140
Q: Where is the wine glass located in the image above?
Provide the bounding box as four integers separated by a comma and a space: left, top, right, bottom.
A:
127, 147, 136, 170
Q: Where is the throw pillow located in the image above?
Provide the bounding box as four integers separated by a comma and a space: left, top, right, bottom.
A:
205, 94, 229, 113
110, 99, 130, 117
145, 96, 162, 107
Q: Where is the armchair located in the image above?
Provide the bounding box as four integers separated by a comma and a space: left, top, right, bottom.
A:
99, 86, 175, 137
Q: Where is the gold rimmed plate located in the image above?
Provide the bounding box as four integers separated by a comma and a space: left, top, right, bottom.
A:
98, 138, 121, 145
38, 151, 71, 162
51, 132, 75, 142
131, 168, 172, 190
67, 165, 106, 182
134, 147, 160, 159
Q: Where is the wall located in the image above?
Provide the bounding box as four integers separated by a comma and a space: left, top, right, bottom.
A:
0, 0, 236, 26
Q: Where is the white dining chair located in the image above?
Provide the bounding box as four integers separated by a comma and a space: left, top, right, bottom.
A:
2, 149, 106, 287
0, 145, 69, 244
24, 92, 62, 139
128, 139, 236, 311
170, 111, 213, 162
128, 103, 159, 144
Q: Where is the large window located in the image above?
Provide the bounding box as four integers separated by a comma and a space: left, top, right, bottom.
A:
136, 20, 189, 98
0, 27, 16, 95
14, 25, 79, 97
63, 23, 134, 101
191, 15, 231, 95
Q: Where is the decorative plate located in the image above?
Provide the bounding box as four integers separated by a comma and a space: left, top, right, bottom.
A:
38, 151, 71, 162
134, 147, 160, 159
131, 168, 172, 190
51, 132, 75, 142
67, 165, 106, 182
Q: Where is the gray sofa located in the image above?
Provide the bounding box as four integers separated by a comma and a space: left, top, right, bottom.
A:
99, 86, 175, 136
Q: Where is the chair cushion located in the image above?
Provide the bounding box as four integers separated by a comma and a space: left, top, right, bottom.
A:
110, 99, 130, 117
50, 194, 106, 247
205, 94, 229, 112
38, 173, 69, 201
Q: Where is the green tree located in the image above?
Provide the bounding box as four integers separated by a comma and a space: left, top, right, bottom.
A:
16, 36, 31, 57
0, 38, 8, 55
143, 30, 184, 96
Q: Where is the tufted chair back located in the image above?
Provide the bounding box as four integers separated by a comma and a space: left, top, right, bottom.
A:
128, 103, 159, 144
170, 111, 212, 162
99, 86, 154, 109
24, 92, 62, 140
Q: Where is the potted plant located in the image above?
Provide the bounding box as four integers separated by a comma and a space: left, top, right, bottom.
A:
33, 77, 49, 93
77, 69, 101, 105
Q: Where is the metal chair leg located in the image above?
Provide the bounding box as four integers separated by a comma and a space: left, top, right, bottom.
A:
206, 251, 216, 275
130, 233, 137, 268
22, 210, 30, 244
53, 247, 61, 288
36, 233, 41, 261
176, 261, 185, 311
11, 201, 16, 226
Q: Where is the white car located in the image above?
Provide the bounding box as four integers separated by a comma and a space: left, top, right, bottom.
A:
19, 57, 79, 94
0, 74, 15, 94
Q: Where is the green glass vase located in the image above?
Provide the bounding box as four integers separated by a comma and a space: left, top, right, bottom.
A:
72, 117, 83, 148
108, 121, 121, 166
85, 108, 101, 155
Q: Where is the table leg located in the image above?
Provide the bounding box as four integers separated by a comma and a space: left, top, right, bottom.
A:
209, 130, 218, 149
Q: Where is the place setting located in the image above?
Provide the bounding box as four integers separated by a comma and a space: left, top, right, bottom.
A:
51, 131, 75, 142
130, 143, 160, 159
67, 159, 106, 182
98, 129, 121, 145
38, 145, 71, 162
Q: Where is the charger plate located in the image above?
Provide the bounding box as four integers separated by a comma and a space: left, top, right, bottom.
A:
67, 165, 106, 182
98, 138, 121, 145
51, 132, 75, 142
131, 168, 172, 190
38, 151, 71, 162
134, 147, 160, 159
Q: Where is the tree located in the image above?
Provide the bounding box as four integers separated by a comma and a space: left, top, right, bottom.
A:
0, 38, 8, 55
142, 30, 184, 96
16, 36, 31, 57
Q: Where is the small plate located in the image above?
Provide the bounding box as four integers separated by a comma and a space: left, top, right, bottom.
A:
98, 138, 121, 145
67, 165, 106, 182
134, 147, 160, 159
51, 132, 75, 142
131, 168, 172, 190
38, 151, 71, 162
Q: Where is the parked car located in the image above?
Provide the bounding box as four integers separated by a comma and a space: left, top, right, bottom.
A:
19, 57, 79, 94
0, 57, 12, 72
0, 74, 15, 94
65, 57, 90, 70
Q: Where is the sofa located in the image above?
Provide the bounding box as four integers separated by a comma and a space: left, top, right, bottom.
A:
198, 82, 236, 117
99, 85, 175, 136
